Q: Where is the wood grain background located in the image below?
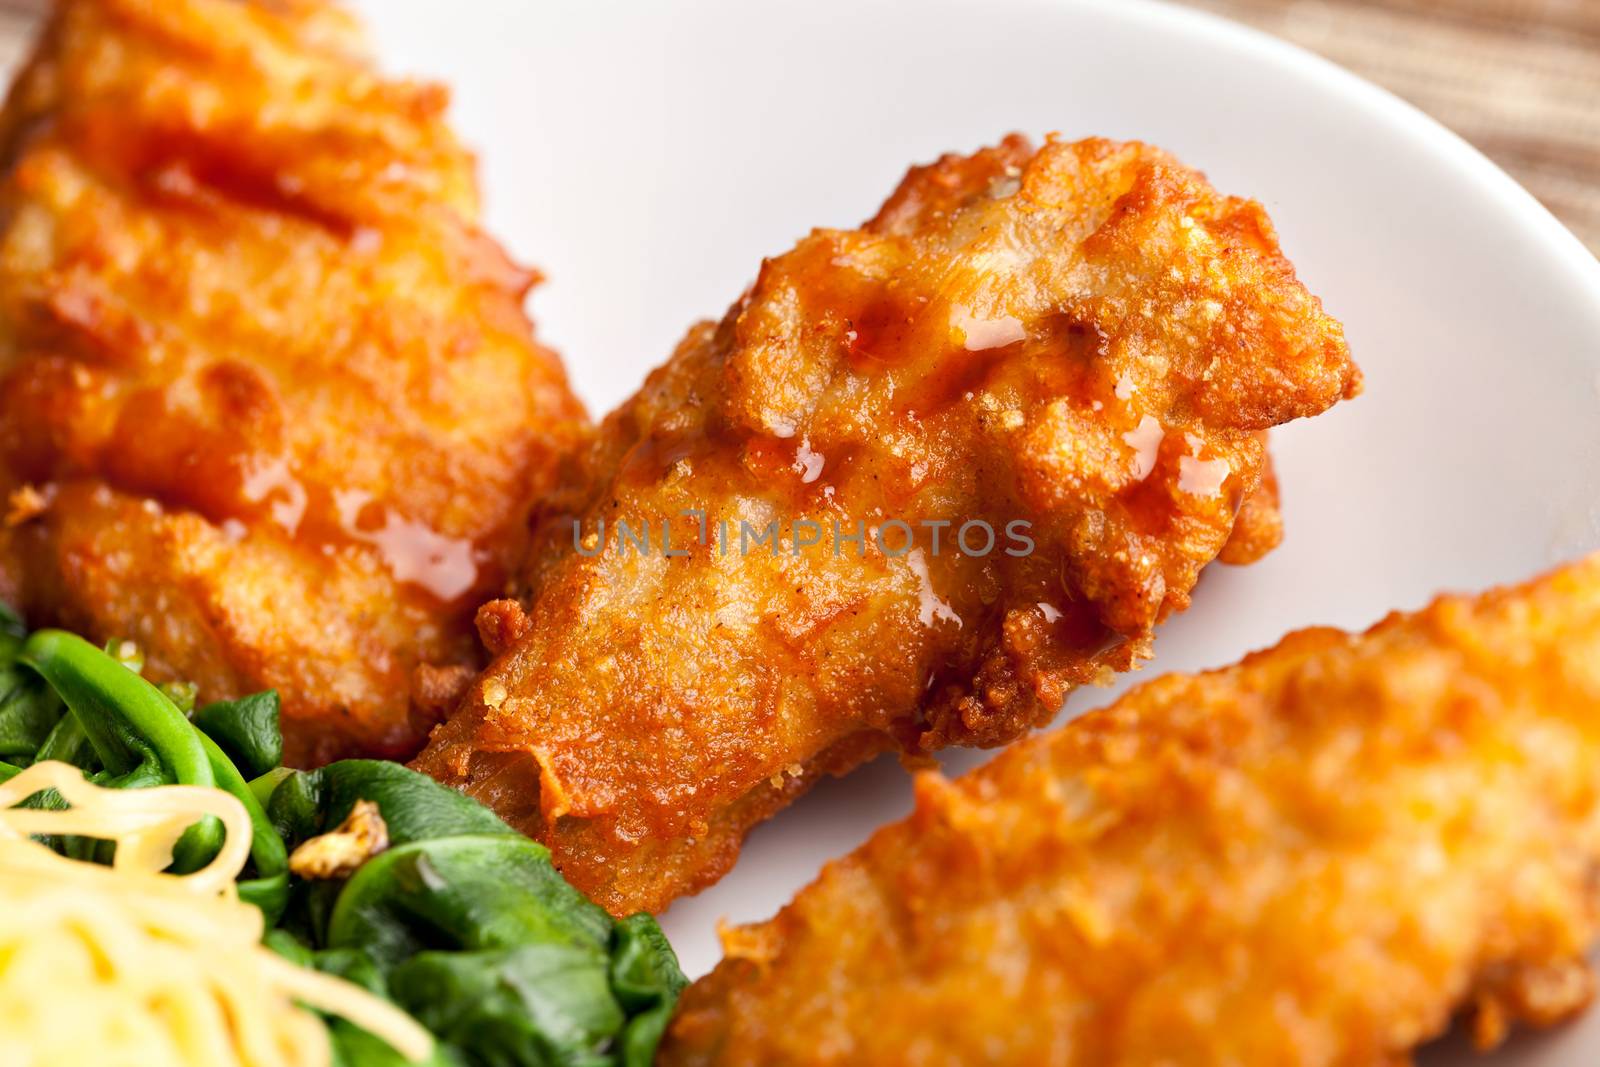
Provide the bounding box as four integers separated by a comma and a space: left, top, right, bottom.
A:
0, 0, 1592, 254
1187, 0, 1600, 255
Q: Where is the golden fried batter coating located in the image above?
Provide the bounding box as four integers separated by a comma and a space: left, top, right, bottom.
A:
662, 554, 1600, 1066
1217, 437, 1283, 565
414, 135, 1360, 915
0, 0, 587, 764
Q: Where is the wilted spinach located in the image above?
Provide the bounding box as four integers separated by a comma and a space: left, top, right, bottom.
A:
270, 758, 514, 850
0, 610, 687, 1067
267, 762, 685, 1067
194, 690, 284, 779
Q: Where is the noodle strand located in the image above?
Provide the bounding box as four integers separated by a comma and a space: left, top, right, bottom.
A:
0, 761, 433, 1066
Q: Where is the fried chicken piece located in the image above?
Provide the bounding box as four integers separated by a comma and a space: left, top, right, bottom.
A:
661, 554, 1600, 1066
0, 0, 587, 764
414, 135, 1360, 915
1217, 437, 1283, 565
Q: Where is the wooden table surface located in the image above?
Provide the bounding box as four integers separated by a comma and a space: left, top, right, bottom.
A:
1188, 0, 1600, 255
0, 0, 1593, 254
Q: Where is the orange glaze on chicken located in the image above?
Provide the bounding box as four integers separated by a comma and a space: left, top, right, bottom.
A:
0, 0, 588, 764
415, 134, 1360, 915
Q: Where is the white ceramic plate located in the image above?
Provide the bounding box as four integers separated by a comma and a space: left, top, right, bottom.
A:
346, 1, 1600, 1060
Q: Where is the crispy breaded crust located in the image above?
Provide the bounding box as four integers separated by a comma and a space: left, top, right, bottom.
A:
414, 135, 1360, 915
662, 554, 1600, 1066
1217, 436, 1283, 565
0, 0, 587, 764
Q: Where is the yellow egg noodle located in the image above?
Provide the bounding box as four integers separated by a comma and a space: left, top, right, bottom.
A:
0, 761, 433, 1067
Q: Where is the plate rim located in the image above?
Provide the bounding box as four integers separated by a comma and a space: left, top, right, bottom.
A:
1026, 0, 1600, 299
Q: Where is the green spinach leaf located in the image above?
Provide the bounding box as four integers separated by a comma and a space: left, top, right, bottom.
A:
269, 760, 515, 851
391, 944, 622, 1067
609, 914, 688, 1067
194, 690, 283, 778
326, 835, 612, 968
